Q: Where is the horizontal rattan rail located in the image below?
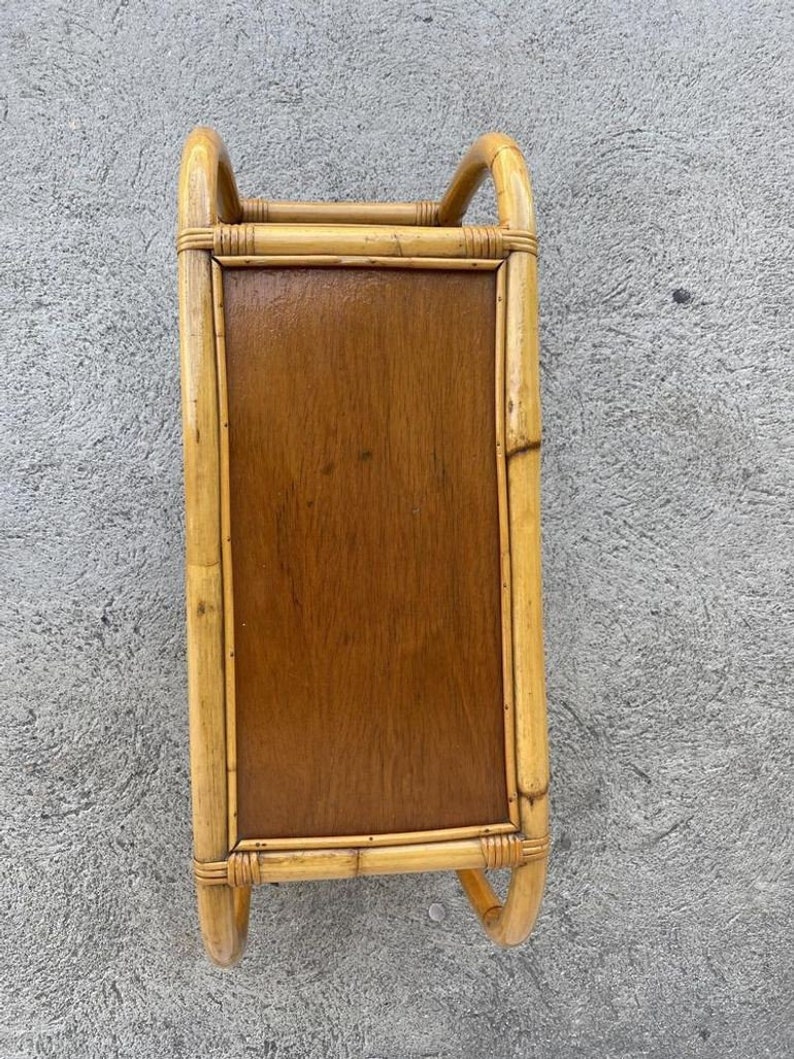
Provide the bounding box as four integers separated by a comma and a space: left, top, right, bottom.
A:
176, 223, 537, 258
240, 197, 441, 225
194, 834, 550, 887
213, 255, 503, 270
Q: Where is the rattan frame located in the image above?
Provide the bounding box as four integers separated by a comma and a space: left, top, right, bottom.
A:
177, 128, 549, 965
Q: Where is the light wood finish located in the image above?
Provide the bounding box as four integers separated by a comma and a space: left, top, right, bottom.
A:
458, 858, 547, 946
234, 821, 517, 852
178, 127, 242, 231
178, 128, 249, 966
438, 132, 536, 231
194, 833, 548, 887
227, 837, 547, 886
211, 262, 239, 850
494, 265, 520, 830
215, 255, 501, 271
240, 198, 440, 225
177, 128, 549, 963
449, 133, 549, 948
177, 223, 536, 258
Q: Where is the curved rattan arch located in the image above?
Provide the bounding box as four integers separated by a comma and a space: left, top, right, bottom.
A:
438, 132, 537, 232
178, 129, 549, 964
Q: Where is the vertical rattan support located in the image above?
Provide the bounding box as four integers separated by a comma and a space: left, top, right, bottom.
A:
178, 128, 250, 966
451, 133, 550, 946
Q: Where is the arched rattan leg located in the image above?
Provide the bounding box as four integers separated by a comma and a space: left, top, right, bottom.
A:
457, 858, 546, 947
438, 132, 535, 230
196, 882, 250, 967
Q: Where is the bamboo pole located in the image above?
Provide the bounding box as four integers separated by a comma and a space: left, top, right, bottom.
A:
505, 252, 548, 811
177, 127, 242, 231
441, 133, 549, 947
176, 224, 536, 258
216, 834, 548, 886
234, 821, 518, 853
495, 264, 520, 829
240, 198, 440, 225
458, 858, 547, 946
214, 255, 502, 271
196, 836, 548, 887
437, 132, 537, 232
211, 262, 239, 853
178, 127, 249, 967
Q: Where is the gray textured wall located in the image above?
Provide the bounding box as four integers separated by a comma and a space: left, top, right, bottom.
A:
2, 2, 792, 1057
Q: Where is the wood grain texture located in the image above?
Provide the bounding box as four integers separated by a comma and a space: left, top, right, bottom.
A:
221, 267, 509, 839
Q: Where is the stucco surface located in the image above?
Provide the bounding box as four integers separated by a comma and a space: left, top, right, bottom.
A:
1, 2, 792, 1057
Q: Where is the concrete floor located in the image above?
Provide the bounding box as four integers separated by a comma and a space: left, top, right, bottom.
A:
1, 2, 792, 1056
